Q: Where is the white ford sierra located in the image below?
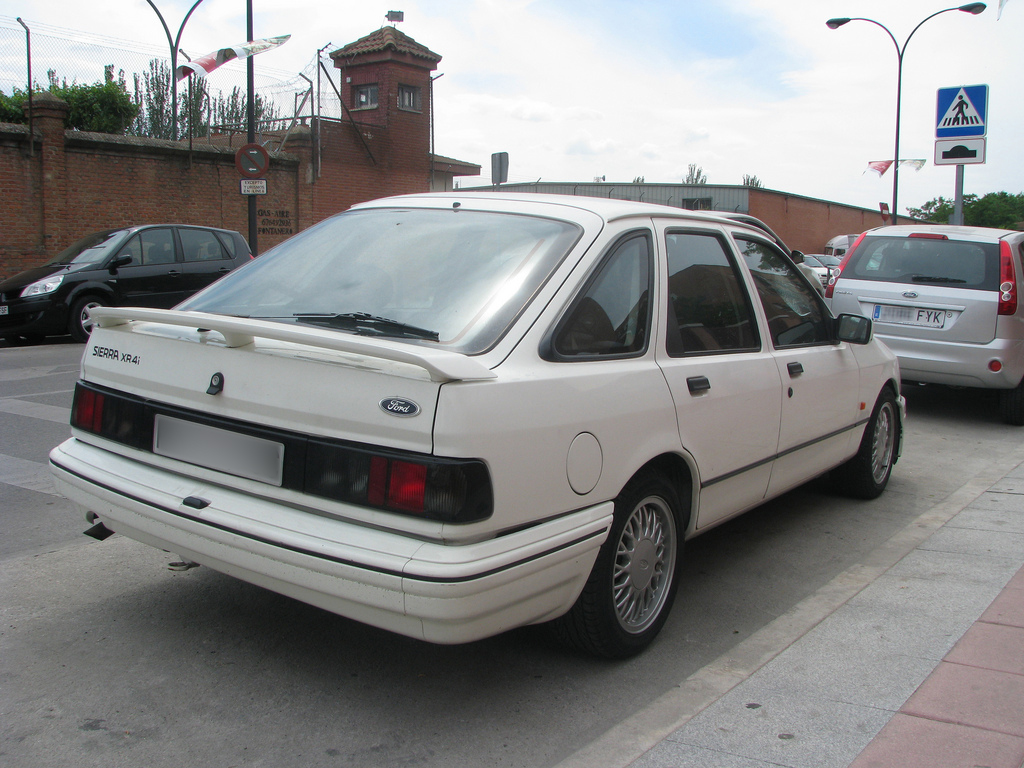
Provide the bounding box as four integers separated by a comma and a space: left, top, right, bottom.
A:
50, 193, 903, 657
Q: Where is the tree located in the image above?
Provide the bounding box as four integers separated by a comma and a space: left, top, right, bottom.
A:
0, 90, 24, 122
0, 71, 138, 134
907, 192, 1024, 229
684, 164, 707, 185
4, 59, 280, 139
632, 176, 645, 184
906, 196, 958, 223
131, 59, 176, 139
47, 68, 138, 134
742, 174, 763, 188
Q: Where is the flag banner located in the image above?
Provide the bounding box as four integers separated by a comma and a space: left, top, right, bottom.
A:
176, 35, 291, 81
899, 159, 926, 171
865, 160, 893, 176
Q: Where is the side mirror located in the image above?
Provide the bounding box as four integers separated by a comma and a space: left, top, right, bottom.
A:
108, 254, 132, 273
836, 313, 872, 345
790, 250, 805, 264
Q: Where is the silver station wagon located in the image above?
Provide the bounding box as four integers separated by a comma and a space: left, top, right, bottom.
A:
827, 225, 1024, 424
51, 193, 904, 657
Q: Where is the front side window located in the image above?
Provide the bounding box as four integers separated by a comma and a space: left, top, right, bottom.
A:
665, 231, 759, 355
354, 84, 378, 109
551, 233, 652, 359
398, 84, 422, 112
180, 208, 582, 355
736, 237, 830, 348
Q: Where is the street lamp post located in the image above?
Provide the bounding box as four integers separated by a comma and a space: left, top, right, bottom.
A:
826, 4, 985, 222
146, 0, 208, 140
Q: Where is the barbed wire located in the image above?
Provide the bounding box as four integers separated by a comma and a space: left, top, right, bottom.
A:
0, 15, 343, 130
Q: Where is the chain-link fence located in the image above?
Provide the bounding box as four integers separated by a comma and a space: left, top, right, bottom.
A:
0, 15, 345, 139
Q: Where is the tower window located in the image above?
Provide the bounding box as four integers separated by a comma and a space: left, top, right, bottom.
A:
354, 84, 378, 109
398, 85, 422, 112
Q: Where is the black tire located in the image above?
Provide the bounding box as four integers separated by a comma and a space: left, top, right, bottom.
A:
835, 387, 899, 499
69, 296, 107, 342
551, 472, 685, 658
999, 380, 1024, 426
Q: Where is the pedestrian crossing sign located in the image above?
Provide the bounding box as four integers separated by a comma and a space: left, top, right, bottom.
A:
936, 85, 988, 139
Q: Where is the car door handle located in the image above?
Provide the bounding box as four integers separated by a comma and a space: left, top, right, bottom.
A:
787, 362, 803, 377
167, 270, 181, 277
687, 376, 711, 394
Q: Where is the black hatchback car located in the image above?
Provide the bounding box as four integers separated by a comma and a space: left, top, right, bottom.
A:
0, 224, 252, 343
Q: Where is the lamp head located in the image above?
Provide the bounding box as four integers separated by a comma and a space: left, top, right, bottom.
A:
958, 3, 986, 14
826, 17, 851, 29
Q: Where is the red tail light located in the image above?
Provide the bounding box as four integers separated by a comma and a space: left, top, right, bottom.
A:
999, 240, 1017, 316
72, 387, 105, 433
388, 460, 428, 512
825, 232, 866, 299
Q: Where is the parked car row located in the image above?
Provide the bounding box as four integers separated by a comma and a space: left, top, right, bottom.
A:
49, 193, 904, 657
0, 224, 252, 344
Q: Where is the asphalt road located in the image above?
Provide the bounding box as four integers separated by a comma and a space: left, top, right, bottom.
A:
2, 338, 1021, 768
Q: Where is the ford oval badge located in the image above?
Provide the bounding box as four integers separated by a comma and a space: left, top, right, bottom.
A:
379, 397, 420, 417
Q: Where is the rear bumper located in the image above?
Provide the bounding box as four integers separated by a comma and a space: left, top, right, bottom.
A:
49, 438, 612, 644
877, 333, 1024, 389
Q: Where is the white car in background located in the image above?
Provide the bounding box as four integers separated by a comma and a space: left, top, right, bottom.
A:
50, 193, 904, 657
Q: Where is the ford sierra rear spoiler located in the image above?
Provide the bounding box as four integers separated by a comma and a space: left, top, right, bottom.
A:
89, 307, 497, 383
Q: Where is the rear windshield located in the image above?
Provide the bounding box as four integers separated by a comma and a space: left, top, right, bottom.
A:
179, 207, 582, 355
843, 235, 1000, 291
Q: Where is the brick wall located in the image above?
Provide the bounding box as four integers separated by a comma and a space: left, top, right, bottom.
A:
1, 98, 434, 280
749, 189, 915, 255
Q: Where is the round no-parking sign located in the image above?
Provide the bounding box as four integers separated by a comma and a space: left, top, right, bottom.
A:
235, 143, 270, 178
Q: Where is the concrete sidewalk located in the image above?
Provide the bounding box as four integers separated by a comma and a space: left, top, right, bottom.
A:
623, 464, 1024, 768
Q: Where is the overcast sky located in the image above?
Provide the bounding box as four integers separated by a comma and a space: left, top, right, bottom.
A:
2, 0, 1021, 216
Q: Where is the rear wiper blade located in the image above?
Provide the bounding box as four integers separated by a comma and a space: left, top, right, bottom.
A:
293, 312, 440, 341
911, 275, 966, 284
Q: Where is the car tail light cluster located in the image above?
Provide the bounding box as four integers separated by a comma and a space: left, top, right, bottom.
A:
71, 382, 493, 523
824, 232, 867, 299
304, 439, 491, 521
998, 240, 1017, 316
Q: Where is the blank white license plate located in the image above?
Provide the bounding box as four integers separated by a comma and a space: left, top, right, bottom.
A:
873, 304, 946, 328
153, 415, 284, 486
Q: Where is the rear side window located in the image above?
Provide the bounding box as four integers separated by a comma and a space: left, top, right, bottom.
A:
552, 232, 652, 359
180, 228, 227, 262
215, 231, 241, 258
665, 231, 759, 355
845, 236, 999, 291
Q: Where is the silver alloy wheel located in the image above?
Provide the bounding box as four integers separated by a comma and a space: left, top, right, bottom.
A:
870, 400, 896, 485
612, 494, 677, 634
80, 301, 103, 335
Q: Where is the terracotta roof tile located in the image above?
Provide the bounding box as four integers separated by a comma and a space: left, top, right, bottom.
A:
331, 26, 441, 63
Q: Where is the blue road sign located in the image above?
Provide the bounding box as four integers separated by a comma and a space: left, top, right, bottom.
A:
936, 85, 988, 139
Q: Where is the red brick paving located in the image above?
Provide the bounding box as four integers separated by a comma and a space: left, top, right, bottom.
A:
849, 564, 1024, 768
